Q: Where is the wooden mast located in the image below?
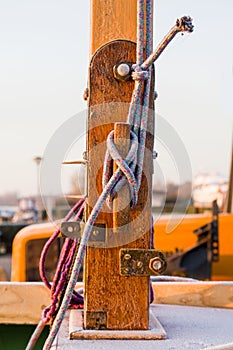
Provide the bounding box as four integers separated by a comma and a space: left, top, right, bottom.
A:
90, 0, 137, 55
84, 0, 155, 331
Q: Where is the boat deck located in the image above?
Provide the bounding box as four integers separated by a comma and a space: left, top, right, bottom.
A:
52, 304, 233, 350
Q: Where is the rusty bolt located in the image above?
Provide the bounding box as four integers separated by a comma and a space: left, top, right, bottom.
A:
92, 230, 99, 237
149, 257, 164, 273
124, 253, 131, 260
123, 267, 130, 274
137, 261, 143, 268
83, 88, 89, 101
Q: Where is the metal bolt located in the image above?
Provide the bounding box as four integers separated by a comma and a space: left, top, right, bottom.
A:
83, 88, 89, 101
149, 257, 164, 273
137, 261, 143, 268
152, 150, 158, 159
117, 63, 130, 77
124, 253, 131, 260
123, 267, 130, 274
154, 91, 158, 100
113, 63, 131, 81
82, 151, 88, 161
68, 226, 74, 233
92, 230, 99, 237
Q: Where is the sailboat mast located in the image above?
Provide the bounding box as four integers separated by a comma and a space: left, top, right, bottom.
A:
90, 0, 137, 54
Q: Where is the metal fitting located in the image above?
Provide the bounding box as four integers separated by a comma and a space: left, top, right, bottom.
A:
149, 257, 165, 274
113, 62, 132, 81
124, 253, 131, 260
154, 91, 158, 100
83, 88, 89, 101
82, 151, 88, 161
152, 150, 158, 159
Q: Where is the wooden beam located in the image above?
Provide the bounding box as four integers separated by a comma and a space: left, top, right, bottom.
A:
90, 0, 137, 54
152, 282, 233, 309
1, 282, 233, 325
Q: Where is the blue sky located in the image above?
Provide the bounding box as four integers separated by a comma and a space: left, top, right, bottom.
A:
0, 0, 232, 197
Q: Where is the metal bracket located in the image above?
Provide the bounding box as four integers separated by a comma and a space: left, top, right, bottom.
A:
120, 249, 167, 276
61, 222, 106, 243
85, 311, 107, 330
61, 221, 83, 239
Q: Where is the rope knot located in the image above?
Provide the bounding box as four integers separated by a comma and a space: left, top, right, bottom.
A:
176, 16, 194, 33
102, 129, 139, 208
131, 64, 149, 81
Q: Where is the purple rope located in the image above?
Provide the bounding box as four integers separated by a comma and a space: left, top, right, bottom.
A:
39, 198, 85, 289
26, 199, 85, 350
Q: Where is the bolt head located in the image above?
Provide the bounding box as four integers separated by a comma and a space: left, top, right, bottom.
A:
117, 63, 130, 77
68, 226, 74, 233
92, 230, 99, 237
137, 261, 143, 268
124, 253, 131, 260
154, 91, 158, 100
149, 257, 164, 274
152, 150, 158, 159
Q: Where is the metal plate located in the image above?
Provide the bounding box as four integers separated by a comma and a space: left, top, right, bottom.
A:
61, 222, 106, 244
84, 311, 107, 330
120, 249, 167, 276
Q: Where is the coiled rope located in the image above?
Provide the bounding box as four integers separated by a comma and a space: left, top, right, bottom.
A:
26, 2, 193, 348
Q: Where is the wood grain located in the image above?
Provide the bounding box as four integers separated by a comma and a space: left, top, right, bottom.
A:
152, 282, 233, 309
84, 40, 154, 330
90, 0, 137, 54
1, 282, 233, 325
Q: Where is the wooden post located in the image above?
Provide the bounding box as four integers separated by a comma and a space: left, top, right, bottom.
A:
90, 0, 137, 54
84, 0, 154, 330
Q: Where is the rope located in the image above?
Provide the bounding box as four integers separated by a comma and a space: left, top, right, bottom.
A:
102, 15, 193, 204
39, 198, 85, 289
26, 199, 85, 350
42, 2, 153, 348
26, 4, 193, 349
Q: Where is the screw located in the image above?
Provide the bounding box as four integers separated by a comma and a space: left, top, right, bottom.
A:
124, 253, 131, 260
68, 226, 74, 233
92, 230, 99, 237
137, 261, 143, 268
123, 267, 130, 274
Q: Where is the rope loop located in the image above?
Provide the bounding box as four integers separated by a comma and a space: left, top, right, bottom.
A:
103, 129, 139, 208
131, 64, 149, 81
